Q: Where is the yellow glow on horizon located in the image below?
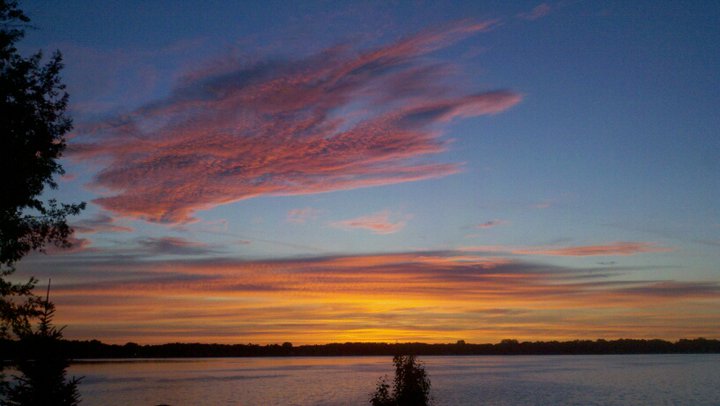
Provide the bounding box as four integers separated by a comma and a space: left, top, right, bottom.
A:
48, 252, 720, 345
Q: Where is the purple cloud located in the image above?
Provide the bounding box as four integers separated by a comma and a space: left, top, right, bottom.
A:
72, 213, 134, 234
136, 237, 221, 256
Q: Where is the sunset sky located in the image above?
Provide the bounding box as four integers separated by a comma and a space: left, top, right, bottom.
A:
14, 0, 720, 344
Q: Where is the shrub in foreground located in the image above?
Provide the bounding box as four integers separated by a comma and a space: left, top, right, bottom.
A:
370, 355, 431, 406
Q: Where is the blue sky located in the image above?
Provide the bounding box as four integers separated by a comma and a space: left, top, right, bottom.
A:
13, 0, 720, 343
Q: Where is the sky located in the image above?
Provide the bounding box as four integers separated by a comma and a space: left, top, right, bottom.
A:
12, 0, 720, 344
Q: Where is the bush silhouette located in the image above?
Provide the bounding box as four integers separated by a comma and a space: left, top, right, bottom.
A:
370, 355, 432, 406
2, 284, 81, 406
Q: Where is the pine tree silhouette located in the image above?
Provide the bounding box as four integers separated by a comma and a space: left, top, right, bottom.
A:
2, 281, 81, 406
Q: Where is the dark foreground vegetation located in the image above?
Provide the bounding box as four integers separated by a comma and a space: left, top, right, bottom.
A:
1, 338, 718, 360
370, 355, 432, 406
1, 0, 83, 404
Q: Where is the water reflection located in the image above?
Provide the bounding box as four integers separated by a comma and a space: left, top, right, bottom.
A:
70, 355, 720, 405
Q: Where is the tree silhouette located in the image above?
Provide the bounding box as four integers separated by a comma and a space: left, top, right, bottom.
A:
0, 0, 83, 337
370, 355, 432, 406
2, 282, 81, 406
0, 0, 85, 266
1, 1, 84, 403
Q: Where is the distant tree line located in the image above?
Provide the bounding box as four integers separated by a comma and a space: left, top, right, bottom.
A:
1, 338, 718, 360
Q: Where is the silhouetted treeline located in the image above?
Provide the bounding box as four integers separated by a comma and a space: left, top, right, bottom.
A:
1, 338, 719, 360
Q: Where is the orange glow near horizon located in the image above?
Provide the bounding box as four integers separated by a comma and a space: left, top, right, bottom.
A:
45, 251, 720, 345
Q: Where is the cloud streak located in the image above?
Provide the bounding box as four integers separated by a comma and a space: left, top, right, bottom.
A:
72, 213, 134, 234
41, 250, 719, 344
135, 236, 222, 256
287, 207, 321, 224
475, 219, 508, 229
465, 242, 672, 257
517, 3, 552, 20
331, 210, 408, 234
513, 242, 672, 257
72, 20, 521, 223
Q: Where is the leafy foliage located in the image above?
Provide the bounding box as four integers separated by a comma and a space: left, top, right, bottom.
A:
0, 267, 39, 339
0, 0, 84, 335
370, 355, 432, 406
0, 1, 84, 403
1, 0, 85, 267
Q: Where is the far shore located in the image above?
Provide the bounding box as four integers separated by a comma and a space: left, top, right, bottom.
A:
3, 337, 719, 360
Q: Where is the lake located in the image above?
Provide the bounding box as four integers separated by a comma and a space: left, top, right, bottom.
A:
69, 354, 720, 405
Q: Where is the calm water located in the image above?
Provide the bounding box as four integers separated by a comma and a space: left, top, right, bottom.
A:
68, 354, 720, 405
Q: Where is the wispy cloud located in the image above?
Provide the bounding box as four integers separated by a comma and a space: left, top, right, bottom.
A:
136, 236, 221, 256
330, 210, 409, 234
514, 242, 672, 257
58, 38, 207, 118
464, 242, 672, 257
41, 235, 93, 255
618, 281, 720, 298
517, 3, 552, 20
475, 219, 508, 229
45, 235, 223, 258
36, 250, 719, 344
287, 207, 321, 224
72, 213, 134, 234
72, 20, 521, 223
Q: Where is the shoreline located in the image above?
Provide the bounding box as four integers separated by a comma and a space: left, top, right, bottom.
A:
4, 337, 719, 360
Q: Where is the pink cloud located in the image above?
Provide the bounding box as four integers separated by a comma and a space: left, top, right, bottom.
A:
287, 207, 321, 224
71, 20, 521, 223
517, 3, 552, 20
331, 210, 408, 234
